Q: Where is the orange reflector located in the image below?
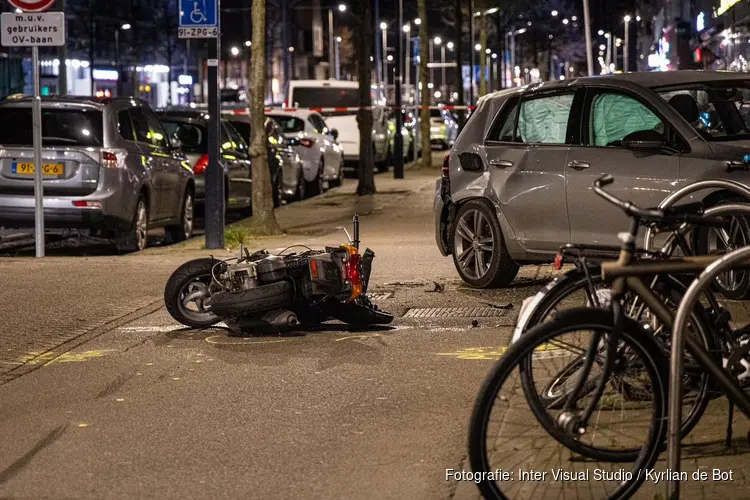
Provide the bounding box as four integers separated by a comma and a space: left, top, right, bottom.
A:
310, 260, 318, 279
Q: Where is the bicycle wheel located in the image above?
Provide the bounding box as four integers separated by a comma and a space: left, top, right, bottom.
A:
518, 270, 713, 454
469, 308, 667, 500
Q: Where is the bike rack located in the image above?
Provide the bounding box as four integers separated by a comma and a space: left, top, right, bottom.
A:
667, 244, 750, 499
644, 179, 750, 251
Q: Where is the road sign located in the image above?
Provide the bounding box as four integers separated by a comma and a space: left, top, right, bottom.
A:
178, 0, 218, 38
7, 0, 56, 12
1, 12, 65, 46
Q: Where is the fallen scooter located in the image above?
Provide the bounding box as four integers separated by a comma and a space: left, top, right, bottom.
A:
164, 216, 393, 334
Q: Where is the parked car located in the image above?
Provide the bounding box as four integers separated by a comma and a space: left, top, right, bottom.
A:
435, 71, 750, 298
156, 110, 283, 212
386, 110, 420, 163
266, 109, 344, 194
0, 96, 195, 252
429, 106, 459, 149
226, 114, 306, 201
286, 79, 390, 171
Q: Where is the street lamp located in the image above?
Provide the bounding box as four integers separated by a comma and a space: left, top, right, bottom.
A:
623, 15, 631, 72
562, 18, 569, 25
231, 46, 239, 56
430, 37, 441, 90
115, 23, 131, 96
403, 24, 410, 32
551, 10, 558, 16
244, 40, 251, 47
335, 37, 342, 79
381, 22, 388, 86
598, 29, 604, 36
475, 43, 481, 51
414, 18, 421, 25
328, 5, 347, 80
506, 28, 527, 87
447, 41, 454, 50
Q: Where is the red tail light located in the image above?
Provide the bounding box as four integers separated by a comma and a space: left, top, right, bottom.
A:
554, 253, 563, 271
193, 154, 209, 175
299, 138, 315, 148
343, 246, 363, 302
101, 151, 118, 169
310, 260, 319, 279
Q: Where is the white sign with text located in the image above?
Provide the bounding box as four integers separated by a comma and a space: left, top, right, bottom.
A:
1, 12, 65, 46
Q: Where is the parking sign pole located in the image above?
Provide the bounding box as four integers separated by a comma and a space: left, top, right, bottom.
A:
204, 7, 224, 249
32, 45, 44, 257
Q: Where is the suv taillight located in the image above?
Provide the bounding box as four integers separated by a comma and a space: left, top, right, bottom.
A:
442, 153, 450, 192
101, 150, 119, 169
193, 154, 209, 175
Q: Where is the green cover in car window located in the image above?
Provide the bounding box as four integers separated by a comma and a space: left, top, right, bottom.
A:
517, 94, 573, 144
592, 93, 661, 146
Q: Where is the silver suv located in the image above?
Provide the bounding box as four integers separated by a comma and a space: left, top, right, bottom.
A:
0, 96, 195, 252
435, 71, 750, 297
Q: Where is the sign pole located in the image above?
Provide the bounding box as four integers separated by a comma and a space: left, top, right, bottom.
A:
204, 9, 223, 249
32, 45, 44, 257
177, 0, 222, 248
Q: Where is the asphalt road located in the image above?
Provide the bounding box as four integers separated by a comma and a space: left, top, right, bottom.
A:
0, 159, 551, 500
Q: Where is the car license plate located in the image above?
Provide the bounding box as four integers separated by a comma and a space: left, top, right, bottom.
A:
11, 162, 65, 176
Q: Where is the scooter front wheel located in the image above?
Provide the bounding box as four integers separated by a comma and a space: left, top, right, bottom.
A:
164, 258, 223, 328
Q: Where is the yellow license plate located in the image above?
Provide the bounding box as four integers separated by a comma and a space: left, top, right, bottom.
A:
12, 162, 65, 176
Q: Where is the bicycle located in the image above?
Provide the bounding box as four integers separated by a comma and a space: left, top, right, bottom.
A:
468, 174, 748, 500
510, 204, 750, 457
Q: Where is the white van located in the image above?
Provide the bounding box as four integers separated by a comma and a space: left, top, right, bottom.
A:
286, 80, 390, 170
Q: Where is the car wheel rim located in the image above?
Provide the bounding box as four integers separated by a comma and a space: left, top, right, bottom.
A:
136, 201, 147, 250
708, 217, 747, 292
183, 193, 194, 238
178, 277, 218, 323
454, 209, 494, 281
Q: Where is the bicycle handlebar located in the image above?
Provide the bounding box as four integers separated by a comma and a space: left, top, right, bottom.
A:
592, 175, 727, 229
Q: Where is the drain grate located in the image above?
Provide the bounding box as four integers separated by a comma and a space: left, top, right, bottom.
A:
403, 307, 508, 318
367, 292, 393, 300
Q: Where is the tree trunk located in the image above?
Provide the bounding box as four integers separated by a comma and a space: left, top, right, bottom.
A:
418, 0, 431, 168
479, 13, 487, 97
355, 0, 375, 195
454, 0, 465, 129
249, 0, 281, 234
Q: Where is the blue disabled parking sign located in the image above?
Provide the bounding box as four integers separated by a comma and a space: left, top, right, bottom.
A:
179, 0, 218, 38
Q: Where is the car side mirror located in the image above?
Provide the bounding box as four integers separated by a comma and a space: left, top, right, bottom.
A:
330, 128, 339, 140
622, 138, 665, 151
621, 130, 666, 152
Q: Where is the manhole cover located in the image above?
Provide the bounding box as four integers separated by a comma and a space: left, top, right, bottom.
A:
403, 307, 508, 318
367, 292, 393, 300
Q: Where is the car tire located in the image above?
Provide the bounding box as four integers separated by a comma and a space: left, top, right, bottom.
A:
694, 199, 750, 299
307, 159, 325, 196
273, 172, 282, 208
330, 160, 343, 187
165, 188, 195, 244
295, 170, 306, 200
115, 195, 148, 254
451, 200, 519, 288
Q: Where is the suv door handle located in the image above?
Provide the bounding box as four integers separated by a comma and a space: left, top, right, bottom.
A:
489, 159, 513, 168
567, 161, 590, 169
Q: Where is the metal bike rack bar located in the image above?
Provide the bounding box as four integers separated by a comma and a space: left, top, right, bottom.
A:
667, 245, 750, 499
644, 180, 750, 251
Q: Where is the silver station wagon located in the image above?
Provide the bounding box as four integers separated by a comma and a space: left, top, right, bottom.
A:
0, 96, 195, 252
435, 71, 750, 297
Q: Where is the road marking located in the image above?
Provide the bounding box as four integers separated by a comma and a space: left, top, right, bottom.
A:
334, 334, 382, 342
6, 349, 115, 366
204, 335, 288, 345
435, 344, 563, 360
118, 323, 229, 332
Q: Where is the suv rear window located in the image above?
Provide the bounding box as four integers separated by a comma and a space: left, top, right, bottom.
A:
161, 120, 207, 153
0, 107, 104, 147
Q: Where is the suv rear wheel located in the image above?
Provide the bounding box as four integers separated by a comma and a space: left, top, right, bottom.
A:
451, 200, 519, 288
165, 188, 194, 243
116, 195, 148, 253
